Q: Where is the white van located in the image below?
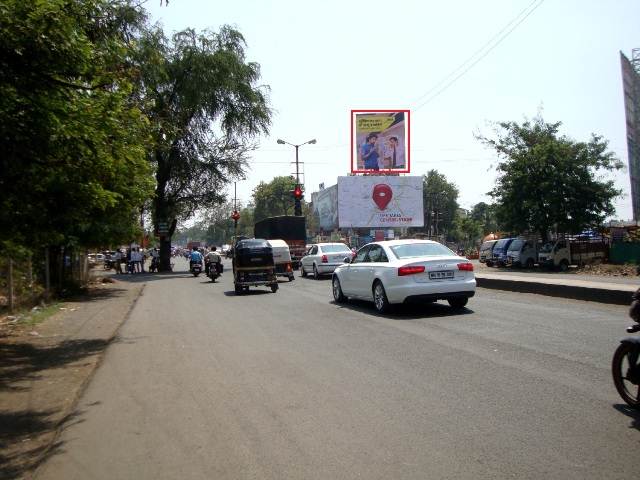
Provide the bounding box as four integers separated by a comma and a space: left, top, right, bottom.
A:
267, 239, 295, 281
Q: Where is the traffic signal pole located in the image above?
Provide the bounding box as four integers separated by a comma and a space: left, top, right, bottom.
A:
294, 145, 302, 216
276, 138, 316, 217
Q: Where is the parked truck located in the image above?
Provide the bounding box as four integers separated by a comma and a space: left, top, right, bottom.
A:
254, 216, 306, 269
538, 237, 608, 271
505, 238, 538, 268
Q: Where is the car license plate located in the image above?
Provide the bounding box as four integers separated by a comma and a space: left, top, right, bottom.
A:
429, 270, 453, 280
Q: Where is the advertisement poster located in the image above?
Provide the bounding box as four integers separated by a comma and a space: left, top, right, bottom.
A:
311, 184, 338, 231
338, 176, 423, 228
351, 110, 410, 174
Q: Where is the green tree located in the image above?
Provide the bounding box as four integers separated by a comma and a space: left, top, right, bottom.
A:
236, 205, 255, 237
418, 170, 459, 239
477, 115, 623, 241
470, 202, 499, 235
137, 26, 271, 270
252, 176, 298, 222
0, 0, 153, 257
452, 215, 483, 248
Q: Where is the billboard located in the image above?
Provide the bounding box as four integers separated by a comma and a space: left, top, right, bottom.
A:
351, 110, 410, 174
621, 50, 640, 220
311, 184, 338, 231
338, 176, 424, 228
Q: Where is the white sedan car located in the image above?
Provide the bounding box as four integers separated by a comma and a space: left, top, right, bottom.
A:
331, 240, 476, 313
301, 242, 353, 279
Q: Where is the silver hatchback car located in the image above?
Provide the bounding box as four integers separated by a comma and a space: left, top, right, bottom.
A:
300, 242, 353, 279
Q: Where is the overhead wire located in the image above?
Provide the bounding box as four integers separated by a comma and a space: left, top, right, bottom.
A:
412, 0, 545, 111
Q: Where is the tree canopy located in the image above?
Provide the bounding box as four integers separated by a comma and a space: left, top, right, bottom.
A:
252, 176, 298, 222
136, 25, 271, 268
420, 170, 460, 238
477, 115, 623, 240
0, 0, 153, 251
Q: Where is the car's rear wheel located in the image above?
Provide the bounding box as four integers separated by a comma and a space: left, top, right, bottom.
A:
271, 283, 278, 293
332, 277, 345, 303
234, 284, 242, 295
301, 264, 307, 277
313, 264, 320, 280
373, 281, 391, 313
448, 297, 468, 310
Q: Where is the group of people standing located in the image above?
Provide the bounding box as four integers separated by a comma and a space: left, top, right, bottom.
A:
112, 247, 158, 274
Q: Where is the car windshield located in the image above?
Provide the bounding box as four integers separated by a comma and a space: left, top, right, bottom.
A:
494, 239, 510, 249
540, 242, 554, 253
321, 244, 350, 253
508, 239, 524, 251
390, 242, 455, 259
479, 241, 494, 252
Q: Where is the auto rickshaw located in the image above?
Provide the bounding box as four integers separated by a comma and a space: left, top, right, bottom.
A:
233, 238, 278, 294
267, 239, 295, 282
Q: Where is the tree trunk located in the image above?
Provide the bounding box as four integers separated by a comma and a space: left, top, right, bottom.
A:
159, 236, 172, 272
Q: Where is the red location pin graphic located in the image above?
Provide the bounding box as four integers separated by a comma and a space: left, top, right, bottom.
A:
372, 184, 393, 210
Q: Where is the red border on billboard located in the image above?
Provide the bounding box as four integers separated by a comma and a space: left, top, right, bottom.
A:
350, 109, 411, 174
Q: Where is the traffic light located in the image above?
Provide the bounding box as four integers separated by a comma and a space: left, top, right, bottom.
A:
231, 210, 240, 228
293, 185, 303, 216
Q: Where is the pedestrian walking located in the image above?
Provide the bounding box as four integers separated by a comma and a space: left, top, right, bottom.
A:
114, 249, 123, 274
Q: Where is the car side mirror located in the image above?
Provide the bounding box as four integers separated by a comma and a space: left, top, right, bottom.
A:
343, 257, 352, 264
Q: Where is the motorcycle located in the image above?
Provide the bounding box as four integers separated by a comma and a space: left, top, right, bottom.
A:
612, 291, 640, 408
190, 261, 203, 277
207, 261, 222, 282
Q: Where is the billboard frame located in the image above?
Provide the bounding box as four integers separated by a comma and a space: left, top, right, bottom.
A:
350, 109, 411, 174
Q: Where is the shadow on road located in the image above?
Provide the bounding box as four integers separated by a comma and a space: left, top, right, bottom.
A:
0, 335, 118, 478
331, 298, 474, 320
613, 404, 640, 431
0, 338, 113, 392
223, 289, 274, 297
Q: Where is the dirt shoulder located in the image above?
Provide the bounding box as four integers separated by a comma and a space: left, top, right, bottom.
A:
0, 275, 144, 480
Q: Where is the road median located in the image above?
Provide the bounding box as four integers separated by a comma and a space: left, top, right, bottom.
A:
476, 272, 636, 305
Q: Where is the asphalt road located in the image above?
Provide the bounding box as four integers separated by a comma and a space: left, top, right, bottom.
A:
37, 258, 640, 479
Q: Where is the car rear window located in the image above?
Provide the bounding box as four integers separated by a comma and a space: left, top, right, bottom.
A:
238, 239, 270, 249
390, 243, 454, 259
321, 244, 350, 253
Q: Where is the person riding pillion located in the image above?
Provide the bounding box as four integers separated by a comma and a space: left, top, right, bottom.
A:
189, 247, 203, 270
205, 246, 222, 275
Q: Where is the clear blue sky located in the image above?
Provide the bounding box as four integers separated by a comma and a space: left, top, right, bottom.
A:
146, 0, 639, 220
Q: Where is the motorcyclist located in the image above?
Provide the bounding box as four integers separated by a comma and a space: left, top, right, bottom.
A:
189, 247, 203, 271
205, 246, 222, 276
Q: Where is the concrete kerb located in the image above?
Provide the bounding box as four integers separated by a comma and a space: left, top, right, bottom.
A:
475, 274, 636, 305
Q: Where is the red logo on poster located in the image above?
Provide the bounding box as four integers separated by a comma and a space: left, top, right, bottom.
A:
372, 184, 393, 210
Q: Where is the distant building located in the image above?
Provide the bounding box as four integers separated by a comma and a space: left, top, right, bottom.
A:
621, 49, 640, 220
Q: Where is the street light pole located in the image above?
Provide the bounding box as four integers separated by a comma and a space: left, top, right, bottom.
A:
277, 138, 316, 216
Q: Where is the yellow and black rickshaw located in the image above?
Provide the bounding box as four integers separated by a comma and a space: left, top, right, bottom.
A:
233, 238, 278, 294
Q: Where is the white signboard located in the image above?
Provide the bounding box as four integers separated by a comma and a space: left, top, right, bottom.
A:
311, 184, 338, 231
338, 176, 424, 228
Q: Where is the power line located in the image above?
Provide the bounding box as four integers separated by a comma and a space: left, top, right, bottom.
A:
412, 0, 545, 111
